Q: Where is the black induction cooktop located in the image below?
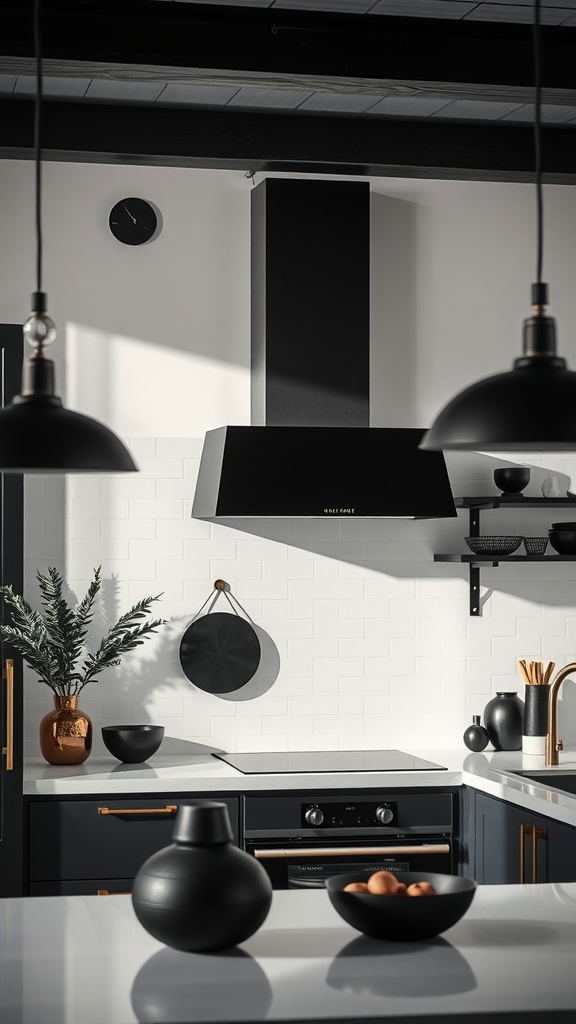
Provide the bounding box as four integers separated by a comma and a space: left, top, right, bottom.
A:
212, 749, 447, 775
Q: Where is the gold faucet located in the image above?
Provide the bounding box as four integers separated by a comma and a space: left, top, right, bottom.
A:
546, 662, 576, 765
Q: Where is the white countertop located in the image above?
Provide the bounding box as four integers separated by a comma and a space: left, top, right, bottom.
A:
22, 747, 576, 828
2, 883, 576, 1023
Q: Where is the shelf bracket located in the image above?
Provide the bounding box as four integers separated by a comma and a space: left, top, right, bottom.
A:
470, 564, 481, 616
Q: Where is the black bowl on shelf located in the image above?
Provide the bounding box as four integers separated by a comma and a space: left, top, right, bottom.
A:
326, 871, 477, 942
465, 536, 523, 557
493, 467, 530, 495
548, 529, 576, 555
102, 725, 165, 763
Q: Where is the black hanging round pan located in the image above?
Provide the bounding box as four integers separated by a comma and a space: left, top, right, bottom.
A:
179, 612, 261, 694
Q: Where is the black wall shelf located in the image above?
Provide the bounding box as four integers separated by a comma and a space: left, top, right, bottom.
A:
434, 495, 576, 616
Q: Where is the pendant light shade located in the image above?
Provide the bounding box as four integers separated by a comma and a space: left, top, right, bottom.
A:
420, 0, 575, 454
0, 297, 137, 473
0, 1, 138, 474
420, 289, 576, 452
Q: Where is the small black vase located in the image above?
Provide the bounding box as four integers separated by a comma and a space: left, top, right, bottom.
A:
132, 801, 273, 953
483, 692, 524, 751
463, 715, 489, 752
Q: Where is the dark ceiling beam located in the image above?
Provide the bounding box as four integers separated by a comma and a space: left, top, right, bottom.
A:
2, 0, 576, 92
4, 56, 576, 109
2, 98, 575, 184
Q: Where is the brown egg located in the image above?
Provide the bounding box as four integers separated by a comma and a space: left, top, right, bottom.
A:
343, 881, 370, 893
367, 870, 406, 895
406, 881, 437, 897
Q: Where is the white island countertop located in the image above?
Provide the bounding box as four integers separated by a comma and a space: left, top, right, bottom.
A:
23, 747, 576, 828
2, 883, 576, 1023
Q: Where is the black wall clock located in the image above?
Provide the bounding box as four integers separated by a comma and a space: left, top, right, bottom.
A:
109, 198, 158, 245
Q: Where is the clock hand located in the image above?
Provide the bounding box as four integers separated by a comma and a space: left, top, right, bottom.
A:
123, 204, 137, 224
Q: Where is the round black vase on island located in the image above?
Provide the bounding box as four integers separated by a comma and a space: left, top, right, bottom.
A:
463, 715, 489, 752
131, 801, 273, 953
483, 692, 524, 751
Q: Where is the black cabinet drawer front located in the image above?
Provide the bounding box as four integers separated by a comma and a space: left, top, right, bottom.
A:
29, 878, 134, 896
29, 797, 239, 881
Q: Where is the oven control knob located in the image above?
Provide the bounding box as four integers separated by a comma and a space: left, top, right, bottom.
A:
375, 805, 394, 825
305, 807, 324, 826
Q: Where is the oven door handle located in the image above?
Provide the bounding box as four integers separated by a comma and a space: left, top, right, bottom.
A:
253, 844, 450, 859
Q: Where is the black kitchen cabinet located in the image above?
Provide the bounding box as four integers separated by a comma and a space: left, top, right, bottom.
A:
471, 789, 576, 884
0, 325, 24, 897
27, 794, 239, 896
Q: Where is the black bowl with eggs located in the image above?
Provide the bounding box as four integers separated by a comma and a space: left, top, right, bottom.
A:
326, 871, 477, 942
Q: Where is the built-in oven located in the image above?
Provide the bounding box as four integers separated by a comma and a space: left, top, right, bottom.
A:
243, 791, 456, 889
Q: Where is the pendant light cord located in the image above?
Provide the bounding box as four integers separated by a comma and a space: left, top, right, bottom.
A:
533, 0, 543, 289
33, 0, 43, 297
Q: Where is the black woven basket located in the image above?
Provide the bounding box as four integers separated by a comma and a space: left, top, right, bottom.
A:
465, 536, 523, 556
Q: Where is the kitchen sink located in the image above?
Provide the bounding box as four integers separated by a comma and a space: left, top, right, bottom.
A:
510, 770, 576, 795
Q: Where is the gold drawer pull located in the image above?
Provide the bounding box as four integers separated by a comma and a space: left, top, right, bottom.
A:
97, 805, 178, 817
97, 889, 131, 896
2, 659, 14, 772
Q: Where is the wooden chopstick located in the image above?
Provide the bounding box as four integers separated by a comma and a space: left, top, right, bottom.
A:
519, 659, 555, 684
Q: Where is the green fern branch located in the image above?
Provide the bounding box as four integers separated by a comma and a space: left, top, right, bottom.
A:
0, 568, 165, 696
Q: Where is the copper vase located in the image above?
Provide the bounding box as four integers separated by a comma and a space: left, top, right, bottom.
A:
39, 695, 93, 765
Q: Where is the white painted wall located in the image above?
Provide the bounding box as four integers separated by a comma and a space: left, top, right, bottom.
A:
2, 159, 576, 758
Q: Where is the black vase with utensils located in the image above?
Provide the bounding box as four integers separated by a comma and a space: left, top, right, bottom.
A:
518, 660, 554, 755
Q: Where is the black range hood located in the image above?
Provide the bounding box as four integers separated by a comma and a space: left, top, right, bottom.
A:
192, 179, 455, 521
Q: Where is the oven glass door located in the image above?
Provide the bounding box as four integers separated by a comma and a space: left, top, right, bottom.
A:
246, 838, 452, 889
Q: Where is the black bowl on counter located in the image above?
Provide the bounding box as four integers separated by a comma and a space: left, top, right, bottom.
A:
102, 724, 164, 763
326, 871, 477, 942
548, 529, 576, 555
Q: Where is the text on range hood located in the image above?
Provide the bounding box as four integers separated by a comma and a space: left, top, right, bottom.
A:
192, 178, 455, 520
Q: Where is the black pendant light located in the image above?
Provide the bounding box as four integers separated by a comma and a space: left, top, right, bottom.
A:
420, 0, 576, 453
0, 0, 137, 473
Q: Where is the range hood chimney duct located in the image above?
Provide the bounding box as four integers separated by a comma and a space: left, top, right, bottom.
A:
192, 178, 455, 520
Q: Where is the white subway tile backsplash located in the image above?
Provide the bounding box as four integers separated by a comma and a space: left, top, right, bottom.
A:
239, 580, 288, 600
73, 499, 130, 519
102, 477, 157, 499
340, 638, 390, 657
263, 599, 314, 619
155, 479, 196, 499
130, 539, 184, 560
157, 438, 203, 458
73, 539, 130, 561
67, 477, 103, 499
130, 499, 184, 519
340, 600, 389, 619
21, 437, 576, 755
289, 638, 339, 658
315, 619, 364, 639
128, 438, 157, 458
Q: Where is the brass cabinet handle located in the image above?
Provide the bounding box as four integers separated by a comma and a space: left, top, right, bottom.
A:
520, 823, 548, 883
97, 890, 131, 896
520, 823, 531, 883
2, 659, 14, 771
97, 805, 178, 817
533, 827, 547, 883
254, 844, 450, 859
